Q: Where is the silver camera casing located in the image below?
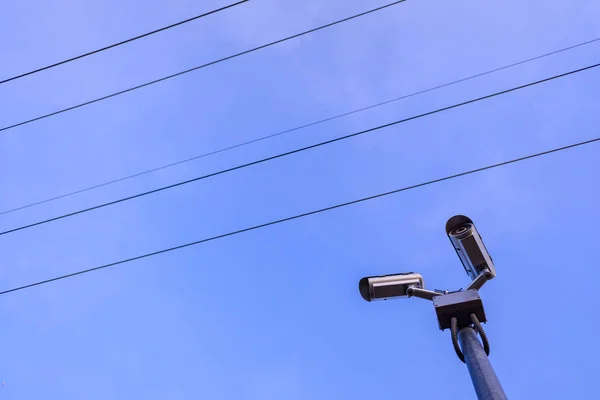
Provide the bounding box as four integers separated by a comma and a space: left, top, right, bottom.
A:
446, 215, 496, 281
359, 273, 424, 302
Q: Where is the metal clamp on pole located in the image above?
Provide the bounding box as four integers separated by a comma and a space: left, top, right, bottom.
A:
433, 290, 487, 331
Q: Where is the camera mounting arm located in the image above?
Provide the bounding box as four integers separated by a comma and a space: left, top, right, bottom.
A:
406, 286, 442, 301
465, 269, 493, 291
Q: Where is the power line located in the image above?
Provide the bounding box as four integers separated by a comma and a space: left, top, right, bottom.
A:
0, 0, 407, 134
2, 135, 598, 296
0, 1, 248, 85
3, 36, 599, 217
1, 60, 598, 238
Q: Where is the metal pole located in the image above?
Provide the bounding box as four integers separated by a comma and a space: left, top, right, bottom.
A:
457, 327, 508, 400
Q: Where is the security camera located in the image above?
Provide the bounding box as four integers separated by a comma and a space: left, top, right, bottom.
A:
359, 273, 424, 302
446, 215, 496, 281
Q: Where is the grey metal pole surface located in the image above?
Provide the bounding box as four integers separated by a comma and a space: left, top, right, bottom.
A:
457, 327, 508, 400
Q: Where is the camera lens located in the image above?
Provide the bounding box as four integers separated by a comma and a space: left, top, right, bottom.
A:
452, 224, 470, 235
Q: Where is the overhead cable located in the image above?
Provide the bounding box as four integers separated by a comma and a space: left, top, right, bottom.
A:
1, 61, 598, 238
3, 35, 599, 217
0, 0, 407, 133
1, 135, 598, 296
0, 1, 248, 85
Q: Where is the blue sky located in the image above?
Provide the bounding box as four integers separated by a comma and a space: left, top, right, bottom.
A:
0, 0, 599, 398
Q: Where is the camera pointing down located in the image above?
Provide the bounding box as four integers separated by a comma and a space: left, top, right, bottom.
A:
446, 215, 496, 281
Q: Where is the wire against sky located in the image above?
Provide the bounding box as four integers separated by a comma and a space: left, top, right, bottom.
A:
0, 0, 407, 134
2, 135, 598, 296
0, 1, 248, 85
1, 61, 598, 238
3, 36, 599, 217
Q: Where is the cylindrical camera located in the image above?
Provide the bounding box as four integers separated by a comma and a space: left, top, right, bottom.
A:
359, 273, 424, 302
446, 215, 496, 281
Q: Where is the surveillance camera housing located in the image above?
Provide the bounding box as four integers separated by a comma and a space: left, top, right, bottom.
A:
359, 273, 424, 302
446, 215, 496, 281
